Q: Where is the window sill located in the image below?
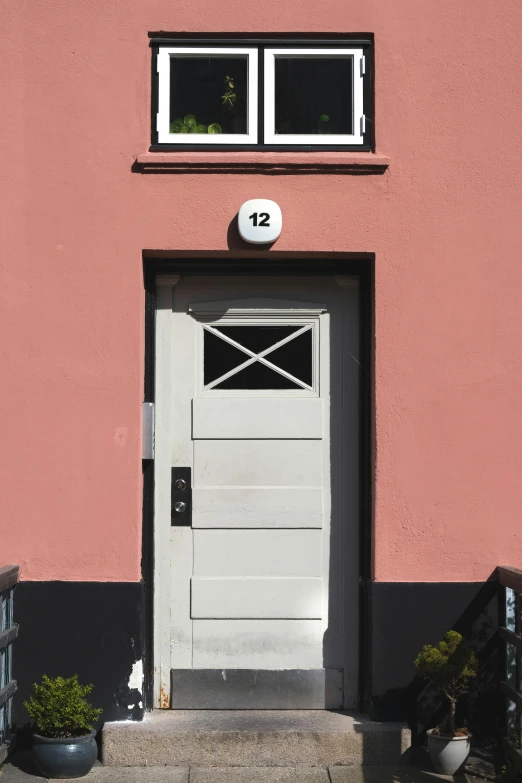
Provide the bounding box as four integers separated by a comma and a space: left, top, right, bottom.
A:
134, 151, 389, 174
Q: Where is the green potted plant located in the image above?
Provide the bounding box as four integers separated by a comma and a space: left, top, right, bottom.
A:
24, 675, 102, 779
415, 630, 478, 775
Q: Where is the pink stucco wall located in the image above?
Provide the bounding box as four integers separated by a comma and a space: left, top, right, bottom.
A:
1, 1, 521, 582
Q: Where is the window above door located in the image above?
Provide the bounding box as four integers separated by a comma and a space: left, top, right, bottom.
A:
152, 37, 373, 151
189, 296, 325, 396
203, 324, 315, 391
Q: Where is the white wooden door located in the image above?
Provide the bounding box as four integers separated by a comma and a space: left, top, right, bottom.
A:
154, 276, 360, 709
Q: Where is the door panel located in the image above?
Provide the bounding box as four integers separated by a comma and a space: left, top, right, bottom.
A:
193, 439, 322, 486
191, 577, 323, 619
169, 528, 193, 667
192, 398, 323, 439
192, 619, 324, 668
192, 487, 323, 528
193, 529, 322, 576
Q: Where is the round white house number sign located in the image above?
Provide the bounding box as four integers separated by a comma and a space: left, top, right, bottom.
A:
238, 199, 282, 245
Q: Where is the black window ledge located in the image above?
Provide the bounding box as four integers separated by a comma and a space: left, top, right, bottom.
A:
134, 150, 389, 175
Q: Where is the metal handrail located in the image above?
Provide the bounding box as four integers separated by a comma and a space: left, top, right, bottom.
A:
498, 566, 522, 765
0, 567, 19, 594
0, 566, 19, 752
499, 567, 522, 595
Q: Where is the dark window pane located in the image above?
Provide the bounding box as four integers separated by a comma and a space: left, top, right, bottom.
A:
204, 329, 248, 385
170, 56, 248, 135
214, 362, 302, 390
274, 57, 353, 135
214, 326, 300, 354
266, 329, 313, 386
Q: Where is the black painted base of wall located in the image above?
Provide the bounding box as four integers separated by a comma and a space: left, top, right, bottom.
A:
12, 577, 500, 744
369, 579, 500, 742
12, 582, 143, 735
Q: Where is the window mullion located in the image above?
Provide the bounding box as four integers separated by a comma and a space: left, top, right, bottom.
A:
256, 356, 311, 390
258, 44, 265, 146
256, 324, 312, 360
203, 325, 255, 358
205, 356, 258, 390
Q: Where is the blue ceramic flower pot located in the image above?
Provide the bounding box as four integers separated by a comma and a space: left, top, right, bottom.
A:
32, 730, 97, 779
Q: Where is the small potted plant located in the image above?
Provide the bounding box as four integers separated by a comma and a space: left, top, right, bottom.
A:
24, 674, 102, 779
415, 630, 478, 775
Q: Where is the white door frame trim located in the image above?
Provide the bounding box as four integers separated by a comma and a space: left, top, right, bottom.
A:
153, 275, 180, 708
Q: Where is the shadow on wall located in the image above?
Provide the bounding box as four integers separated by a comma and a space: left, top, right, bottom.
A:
11, 581, 144, 747
226, 213, 277, 252
370, 576, 501, 745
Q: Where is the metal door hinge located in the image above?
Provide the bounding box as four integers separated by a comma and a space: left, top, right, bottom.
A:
360, 56, 366, 76
360, 115, 366, 135
142, 402, 155, 460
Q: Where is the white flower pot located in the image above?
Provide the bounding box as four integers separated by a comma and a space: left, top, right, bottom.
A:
427, 729, 471, 775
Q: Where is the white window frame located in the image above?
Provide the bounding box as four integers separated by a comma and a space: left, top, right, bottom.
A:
263, 48, 365, 146
156, 47, 258, 145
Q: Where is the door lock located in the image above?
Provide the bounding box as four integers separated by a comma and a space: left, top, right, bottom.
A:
171, 467, 192, 526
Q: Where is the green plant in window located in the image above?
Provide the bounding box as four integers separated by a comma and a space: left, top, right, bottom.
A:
221, 75, 237, 108
170, 114, 222, 134
184, 114, 197, 129
317, 113, 331, 134
169, 118, 184, 133
170, 71, 233, 136
170, 115, 197, 133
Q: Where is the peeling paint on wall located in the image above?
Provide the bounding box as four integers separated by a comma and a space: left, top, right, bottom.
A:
127, 659, 143, 709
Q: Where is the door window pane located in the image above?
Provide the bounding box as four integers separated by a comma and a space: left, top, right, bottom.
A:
214, 325, 301, 354
266, 329, 313, 387
170, 56, 248, 135
204, 329, 248, 385
203, 324, 314, 390
274, 56, 353, 136
214, 362, 302, 390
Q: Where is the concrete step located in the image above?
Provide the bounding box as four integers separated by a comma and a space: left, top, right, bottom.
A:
102, 710, 411, 768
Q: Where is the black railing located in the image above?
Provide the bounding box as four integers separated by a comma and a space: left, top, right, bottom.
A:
498, 566, 522, 765
0, 566, 19, 751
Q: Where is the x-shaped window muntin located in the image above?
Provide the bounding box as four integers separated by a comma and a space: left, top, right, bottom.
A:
202, 323, 314, 391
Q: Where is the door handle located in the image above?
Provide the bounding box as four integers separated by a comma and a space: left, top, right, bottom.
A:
171, 467, 192, 526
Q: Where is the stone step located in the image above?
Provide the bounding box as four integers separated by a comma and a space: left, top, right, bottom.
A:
0, 759, 465, 783
102, 710, 411, 768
